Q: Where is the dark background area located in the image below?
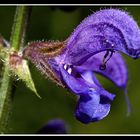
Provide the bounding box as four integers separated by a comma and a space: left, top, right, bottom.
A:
0, 0, 139, 4
1, 6, 140, 134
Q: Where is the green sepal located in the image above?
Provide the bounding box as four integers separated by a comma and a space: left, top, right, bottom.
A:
15, 59, 41, 98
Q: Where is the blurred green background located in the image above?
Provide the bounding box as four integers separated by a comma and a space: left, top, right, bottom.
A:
1, 6, 140, 134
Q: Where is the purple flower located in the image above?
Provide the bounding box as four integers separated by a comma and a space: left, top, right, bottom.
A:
23, 9, 140, 124
37, 119, 68, 134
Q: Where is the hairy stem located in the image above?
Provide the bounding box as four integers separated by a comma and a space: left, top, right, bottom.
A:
0, 65, 12, 133
10, 6, 31, 51
0, 6, 31, 133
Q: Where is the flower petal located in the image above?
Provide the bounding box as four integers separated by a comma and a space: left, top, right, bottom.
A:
59, 63, 115, 123
80, 70, 115, 101
75, 51, 128, 88
75, 92, 111, 124
63, 9, 140, 65
60, 65, 115, 99
75, 52, 131, 114
59, 65, 92, 95
37, 119, 67, 134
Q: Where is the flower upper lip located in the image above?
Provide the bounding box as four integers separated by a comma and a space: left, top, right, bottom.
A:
64, 9, 140, 65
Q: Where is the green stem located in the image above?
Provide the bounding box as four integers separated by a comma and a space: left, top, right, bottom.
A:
10, 6, 31, 51
0, 6, 31, 133
0, 65, 12, 133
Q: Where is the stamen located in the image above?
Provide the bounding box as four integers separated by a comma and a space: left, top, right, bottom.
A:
99, 50, 115, 70
99, 64, 106, 70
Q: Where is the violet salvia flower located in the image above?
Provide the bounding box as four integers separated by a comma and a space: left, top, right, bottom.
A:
23, 9, 140, 124
37, 119, 68, 134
